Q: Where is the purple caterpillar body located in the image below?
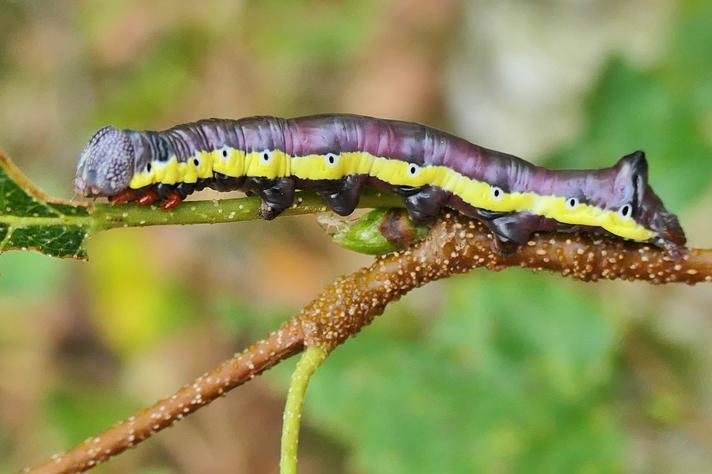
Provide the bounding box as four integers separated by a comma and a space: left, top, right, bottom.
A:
74, 114, 686, 253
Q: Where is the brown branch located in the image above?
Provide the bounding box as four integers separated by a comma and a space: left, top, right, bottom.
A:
25, 213, 712, 474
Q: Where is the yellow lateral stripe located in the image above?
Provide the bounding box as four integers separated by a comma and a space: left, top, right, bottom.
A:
212, 148, 246, 177
129, 147, 655, 241
243, 150, 291, 179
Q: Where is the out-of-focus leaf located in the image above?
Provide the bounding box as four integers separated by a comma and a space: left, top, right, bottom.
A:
547, 2, 712, 211
667, 1, 712, 90
44, 384, 139, 445
86, 231, 199, 357
212, 297, 289, 339
0, 252, 68, 296
301, 271, 621, 474
547, 58, 711, 212
0, 152, 90, 259
92, 27, 209, 127
243, 0, 377, 61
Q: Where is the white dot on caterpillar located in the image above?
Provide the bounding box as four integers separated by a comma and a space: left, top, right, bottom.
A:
325, 153, 338, 167
408, 163, 420, 176
221, 148, 229, 158
618, 204, 632, 218
566, 197, 579, 209
491, 186, 503, 200
262, 150, 272, 163
193, 158, 200, 167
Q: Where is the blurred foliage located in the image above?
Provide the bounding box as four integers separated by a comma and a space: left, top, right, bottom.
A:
242, 0, 377, 61
299, 272, 621, 473
45, 384, 139, 446
92, 27, 209, 128
0, 251, 68, 296
85, 231, 200, 357
547, 1, 712, 211
0, 1, 710, 473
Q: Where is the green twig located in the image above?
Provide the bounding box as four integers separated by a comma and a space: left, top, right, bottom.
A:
280, 345, 328, 474
91, 191, 403, 231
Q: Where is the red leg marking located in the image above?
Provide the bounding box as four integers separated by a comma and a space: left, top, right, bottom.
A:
109, 189, 139, 205
137, 190, 160, 206
160, 192, 183, 210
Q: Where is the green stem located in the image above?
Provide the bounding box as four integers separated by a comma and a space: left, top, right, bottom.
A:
91, 191, 403, 231
280, 345, 328, 474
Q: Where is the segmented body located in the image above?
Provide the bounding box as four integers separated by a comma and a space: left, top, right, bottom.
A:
74, 114, 686, 252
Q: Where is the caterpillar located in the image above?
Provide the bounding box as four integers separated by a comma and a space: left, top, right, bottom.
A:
74, 114, 686, 253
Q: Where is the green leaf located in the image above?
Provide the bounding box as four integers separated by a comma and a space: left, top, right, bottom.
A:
44, 383, 139, 446
546, 1, 712, 212
0, 152, 91, 259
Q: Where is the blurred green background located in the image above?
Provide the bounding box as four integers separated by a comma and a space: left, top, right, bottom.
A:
1, 1, 711, 473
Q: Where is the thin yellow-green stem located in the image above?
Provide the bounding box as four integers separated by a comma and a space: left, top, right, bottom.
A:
280, 345, 328, 474
91, 191, 403, 231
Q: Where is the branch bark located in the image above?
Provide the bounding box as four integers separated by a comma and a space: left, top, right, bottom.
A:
25, 213, 712, 474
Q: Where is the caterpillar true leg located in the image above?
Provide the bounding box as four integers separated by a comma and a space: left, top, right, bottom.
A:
160, 191, 183, 210
137, 189, 160, 206
108, 187, 161, 206
108, 188, 140, 205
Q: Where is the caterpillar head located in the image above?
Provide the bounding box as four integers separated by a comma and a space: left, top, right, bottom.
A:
74, 126, 134, 197
613, 150, 686, 249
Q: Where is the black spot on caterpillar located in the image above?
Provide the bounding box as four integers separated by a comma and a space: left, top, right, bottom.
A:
74, 114, 686, 253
